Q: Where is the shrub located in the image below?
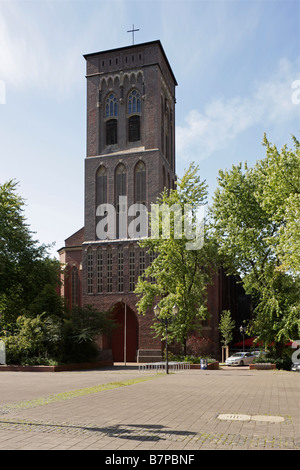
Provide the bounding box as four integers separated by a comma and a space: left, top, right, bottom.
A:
186, 335, 213, 357
4, 314, 62, 364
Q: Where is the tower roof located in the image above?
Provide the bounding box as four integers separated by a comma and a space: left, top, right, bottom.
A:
83, 40, 177, 86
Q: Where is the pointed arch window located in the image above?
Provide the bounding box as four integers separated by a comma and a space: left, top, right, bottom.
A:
135, 160, 146, 205
128, 89, 141, 114
105, 93, 118, 118
105, 93, 118, 145
115, 163, 127, 239
96, 166, 108, 240
96, 165, 107, 207
115, 163, 127, 199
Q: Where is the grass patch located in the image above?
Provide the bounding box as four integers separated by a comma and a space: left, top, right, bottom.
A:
0, 375, 161, 413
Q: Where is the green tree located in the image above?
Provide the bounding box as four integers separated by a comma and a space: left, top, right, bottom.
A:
256, 134, 300, 276
219, 310, 235, 347
0, 181, 62, 331
135, 163, 217, 354
0, 181, 115, 365
210, 135, 300, 355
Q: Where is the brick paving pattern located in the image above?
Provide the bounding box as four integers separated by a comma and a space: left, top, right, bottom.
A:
0, 366, 299, 450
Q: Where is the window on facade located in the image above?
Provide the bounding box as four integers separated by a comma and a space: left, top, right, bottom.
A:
128, 116, 140, 142
71, 267, 79, 308
139, 249, 145, 278
135, 160, 146, 205
162, 166, 166, 190
128, 90, 141, 142
115, 163, 126, 197
107, 247, 112, 293
161, 98, 164, 155
165, 108, 170, 162
106, 119, 117, 145
96, 166, 107, 207
129, 247, 135, 292
105, 93, 118, 145
118, 246, 124, 292
105, 93, 118, 118
96, 166, 109, 240
97, 248, 103, 293
128, 90, 141, 114
149, 251, 157, 284
115, 163, 127, 239
87, 248, 93, 294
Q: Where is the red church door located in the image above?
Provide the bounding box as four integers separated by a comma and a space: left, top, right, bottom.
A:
111, 304, 138, 362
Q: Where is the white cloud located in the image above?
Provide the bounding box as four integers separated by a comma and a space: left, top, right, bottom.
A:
176, 57, 300, 161
0, 1, 127, 96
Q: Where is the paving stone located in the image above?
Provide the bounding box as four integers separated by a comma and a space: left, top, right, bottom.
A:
0, 367, 299, 450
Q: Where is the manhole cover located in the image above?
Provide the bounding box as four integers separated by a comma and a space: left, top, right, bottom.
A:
251, 415, 284, 423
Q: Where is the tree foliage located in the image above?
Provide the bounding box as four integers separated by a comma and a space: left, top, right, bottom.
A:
210, 135, 300, 352
135, 163, 218, 353
218, 310, 235, 346
0, 181, 113, 364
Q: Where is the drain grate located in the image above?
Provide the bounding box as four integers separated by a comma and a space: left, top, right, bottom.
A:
218, 413, 285, 423
218, 414, 251, 421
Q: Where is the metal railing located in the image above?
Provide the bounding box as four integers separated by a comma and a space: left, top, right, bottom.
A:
138, 361, 190, 373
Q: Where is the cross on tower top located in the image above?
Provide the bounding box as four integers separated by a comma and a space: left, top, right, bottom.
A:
127, 24, 139, 45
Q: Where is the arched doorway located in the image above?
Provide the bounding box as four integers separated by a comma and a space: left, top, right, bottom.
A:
111, 303, 138, 362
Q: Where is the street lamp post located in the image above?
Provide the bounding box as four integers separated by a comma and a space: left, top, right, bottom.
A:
154, 304, 178, 374
239, 325, 247, 351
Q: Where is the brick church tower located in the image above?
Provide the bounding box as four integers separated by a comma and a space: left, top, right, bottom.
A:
59, 40, 177, 363
58, 40, 251, 362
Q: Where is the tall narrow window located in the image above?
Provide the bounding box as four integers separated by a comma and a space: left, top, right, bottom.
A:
165, 108, 170, 162
128, 89, 141, 114
87, 248, 93, 294
115, 163, 127, 239
161, 98, 164, 154
129, 247, 135, 292
128, 116, 140, 142
105, 93, 118, 118
97, 248, 103, 293
71, 267, 79, 308
96, 166, 108, 240
107, 247, 112, 293
149, 251, 156, 284
106, 119, 117, 145
96, 165, 107, 207
105, 93, 118, 145
118, 246, 123, 292
135, 161, 146, 205
128, 90, 141, 142
139, 249, 145, 278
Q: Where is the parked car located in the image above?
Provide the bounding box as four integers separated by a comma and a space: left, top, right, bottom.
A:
225, 352, 255, 366
252, 350, 268, 357
291, 362, 300, 372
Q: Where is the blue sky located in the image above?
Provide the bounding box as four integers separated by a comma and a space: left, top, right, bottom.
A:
0, 0, 299, 259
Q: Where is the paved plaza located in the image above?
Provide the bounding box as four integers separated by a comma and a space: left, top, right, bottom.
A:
0, 365, 299, 451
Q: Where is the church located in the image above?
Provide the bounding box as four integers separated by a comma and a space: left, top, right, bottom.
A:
58, 40, 250, 362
